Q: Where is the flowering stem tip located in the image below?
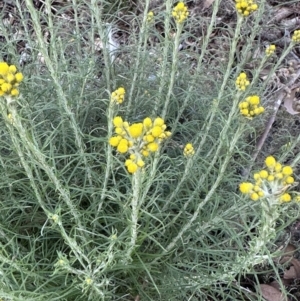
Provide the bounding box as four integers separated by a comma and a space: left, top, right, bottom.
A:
111, 87, 125, 104
109, 116, 171, 174
0, 62, 23, 97
172, 2, 189, 24
235, 72, 250, 91
239, 95, 264, 118
240, 156, 295, 204
235, 0, 258, 17
183, 143, 195, 157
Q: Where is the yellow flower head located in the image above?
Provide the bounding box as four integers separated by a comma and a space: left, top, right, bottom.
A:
266, 45, 276, 56
15, 72, 23, 83
109, 136, 122, 147
147, 142, 159, 152
236, 72, 250, 91
109, 116, 171, 174
172, 2, 189, 24
235, 0, 258, 17
143, 117, 152, 129
151, 126, 163, 138
154, 117, 165, 127
239, 95, 264, 118
239, 182, 253, 194
147, 11, 154, 23
280, 193, 291, 203
240, 155, 297, 205
117, 139, 129, 153
265, 156, 276, 169
129, 123, 143, 138
113, 116, 123, 128
111, 87, 126, 104
0, 62, 23, 97
183, 143, 195, 157
9, 65, 17, 73
250, 192, 259, 201
259, 170, 268, 179
292, 30, 300, 43
282, 166, 293, 176
137, 159, 145, 167
0, 62, 9, 76
285, 176, 294, 184
125, 159, 138, 174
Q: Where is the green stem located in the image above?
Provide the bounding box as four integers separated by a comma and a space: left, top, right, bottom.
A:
152, 0, 172, 115
161, 23, 183, 118
90, 0, 113, 92
126, 0, 151, 117
126, 170, 143, 261
98, 102, 115, 211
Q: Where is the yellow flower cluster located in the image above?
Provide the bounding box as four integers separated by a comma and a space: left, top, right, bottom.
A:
265, 45, 276, 56
235, 72, 250, 91
292, 30, 300, 43
238, 95, 264, 118
109, 116, 171, 174
172, 2, 189, 24
147, 11, 154, 23
235, 0, 258, 16
183, 143, 195, 157
111, 87, 125, 104
0, 62, 23, 97
240, 156, 295, 202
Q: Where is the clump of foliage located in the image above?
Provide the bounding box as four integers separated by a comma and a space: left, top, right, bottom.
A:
0, 0, 300, 300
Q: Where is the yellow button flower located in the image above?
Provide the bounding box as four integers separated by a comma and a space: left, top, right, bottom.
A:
109, 136, 121, 147
143, 117, 152, 129
0, 62, 23, 97
117, 139, 129, 153
280, 193, 291, 203
266, 45, 276, 56
15, 72, 23, 83
250, 193, 259, 201
129, 123, 143, 138
9, 65, 17, 73
172, 2, 189, 24
154, 117, 164, 127
265, 156, 276, 168
113, 116, 123, 127
111, 87, 126, 104
152, 126, 163, 138
285, 176, 294, 184
147, 11, 154, 23
137, 159, 145, 167
145, 134, 154, 142
183, 143, 195, 157
127, 162, 138, 174
0, 62, 9, 75
235, 0, 258, 16
282, 166, 293, 176
292, 30, 300, 43
259, 170, 268, 179
236, 72, 250, 91
147, 142, 158, 152
239, 182, 253, 194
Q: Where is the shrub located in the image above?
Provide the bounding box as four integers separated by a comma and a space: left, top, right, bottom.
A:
0, 0, 300, 300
